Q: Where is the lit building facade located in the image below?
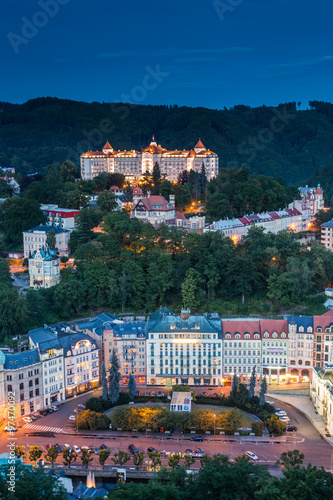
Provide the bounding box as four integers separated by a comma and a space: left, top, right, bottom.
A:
311, 365, 333, 436
286, 316, 313, 382
321, 220, 333, 252
28, 247, 60, 289
23, 225, 70, 258
146, 309, 222, 387
103, 322, 147, 386
222, 320, 262, 384
299, 184, 324, 218
41, 204, 80, 231
81, 138, 219, 182
0, 350, 43, 416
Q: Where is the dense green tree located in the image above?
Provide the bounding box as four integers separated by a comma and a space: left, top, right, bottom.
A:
99, 449, 111, 469
128, 373, 136, 401
0, 287, 28, 341
28, 446, 42, 466
108, 348, 121, 403
58, 160, 78, 183
259, 377, 268, 406
148, 451, 162, 471
249, 366, 256, 399
62, 448, 77, 468
0, 463, 67, 500
81, 448, 94, 468
0, 258, 12, 287
101, 361, 108, 401
0, 198, 46, 247
44, 446, 59, 466
97, 190, 118, 214
111, 450, 130, 467
132, 451, 145, 470
46, 229, 56, 250
168, 453, 181, 470
181, 268, 202, 311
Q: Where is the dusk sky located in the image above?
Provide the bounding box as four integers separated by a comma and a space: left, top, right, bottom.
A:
1, 0, 332, 109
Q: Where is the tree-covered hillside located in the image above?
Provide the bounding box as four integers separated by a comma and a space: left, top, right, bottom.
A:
1, 98, 333, 185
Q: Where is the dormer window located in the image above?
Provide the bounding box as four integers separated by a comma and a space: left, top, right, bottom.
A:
272, 332, 278, 338
264, 332, 269, 338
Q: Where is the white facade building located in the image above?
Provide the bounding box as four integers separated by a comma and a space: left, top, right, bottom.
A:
40, 204, 80, 231
311, 366, 333, 436
23, 225, 70, 258
81, 138, 219, 182
146, 309, 222, 387
28, 247, 61, 289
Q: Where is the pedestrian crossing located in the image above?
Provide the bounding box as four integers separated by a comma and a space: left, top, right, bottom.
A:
23, 423, 65, 433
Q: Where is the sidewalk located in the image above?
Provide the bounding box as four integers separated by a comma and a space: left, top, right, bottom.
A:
267, 392, 333, 446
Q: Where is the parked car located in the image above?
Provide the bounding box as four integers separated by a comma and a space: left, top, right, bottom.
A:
195, 448, 204, 455
38, 411, 48, 416
54, 444, 62, 452
200, 392, 207, 397
78, 404, 85, 409
279, 416, 289, 423
69, 415, 76, 421
73, 445, 81, 454
151, 392, 156, 397
5, 426, 17, 432
63, 444, 72, 451
50, 406, 58, 412
22, 416, 33, 423
128, 444, 139, 454
185, 449, 194, 455
275, 410, 287, 416
246, 451, 258, 461
100, 444, 109, 451
47, 408, 54, 413
266, 401, 274, 405
81, 446, 90, 451
147, 447, 157, 454
90, 446, 99, 454
191, 436, 203, 442
286, 425, 297, 432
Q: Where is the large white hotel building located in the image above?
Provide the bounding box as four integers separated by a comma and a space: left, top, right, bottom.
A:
80, 138, 219, 182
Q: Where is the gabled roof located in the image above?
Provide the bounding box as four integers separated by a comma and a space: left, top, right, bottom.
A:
260, 319, 287, 334
286, 315, 313, 329
133, 195, 174, 212
103, 140, 113, 150
194, 139, 205, 150
321, 219, 333, 228
222, 320, 260, 336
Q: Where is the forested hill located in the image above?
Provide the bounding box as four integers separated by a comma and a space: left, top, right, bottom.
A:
1, 97, 333, 184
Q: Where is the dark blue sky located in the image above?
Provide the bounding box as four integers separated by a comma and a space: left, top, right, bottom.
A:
1, 0, 332, 108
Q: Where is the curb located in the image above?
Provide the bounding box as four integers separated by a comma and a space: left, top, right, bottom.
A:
267, 394, 333, 447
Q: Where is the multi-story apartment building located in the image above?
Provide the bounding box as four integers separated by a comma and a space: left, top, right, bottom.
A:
58, 332, 100, 398
288, 199, 312, 231
29, 326, 100, 399
286, 316, 313, 382
299, 184, 324, 218
0, 350, 42, 417
321, 220, 333, 252
103, 322, 147, 386
312, 313, 333, 368
23, 225, 70, 258
29, 327, 65, 407
311, 365, 333, 435
146, 308, 222, 387
28, 247, 60, 289
261, 319, 288, 384
204, 208, 303, 243
81, 138, 219, 182
41, 204, 80, 231
221, 320, 262, 384
74, 312, 122, 378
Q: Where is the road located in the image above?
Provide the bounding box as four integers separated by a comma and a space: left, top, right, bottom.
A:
1, 391, 332, 471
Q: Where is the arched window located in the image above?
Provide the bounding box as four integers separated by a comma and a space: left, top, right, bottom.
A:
281, 332, 286, 338
298, 359, 303, 365
299, 326, 304, 332
235, 334, 241, 339
244, 334, 250, 339
254, 334, 260, 339
225, 334, 231, 339
272, 332, 278, 338
7, 385, 12, 392
264, 332, 269, 338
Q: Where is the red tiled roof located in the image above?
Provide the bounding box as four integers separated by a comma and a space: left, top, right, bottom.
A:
103, 140, 112, 149
268, 212, 281, 219
313, 315, 333, 330
134, 195, 174, 212
285, 208, 301, 216
195, 139, 205, 149
176, 212, 186, 219
238, 217, 252, 226
260, 319, 287, 335
222, 320, 260, 336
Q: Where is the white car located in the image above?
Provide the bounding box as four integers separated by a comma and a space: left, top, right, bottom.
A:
279, 416, 289, 423
275, 411, 287, 416
246, 451, 258, 461
63, 444, 72, 451
69, 415, 76, 421
51, 406, 58, 412
73, 445, 81, 454
22, 416, 33, 423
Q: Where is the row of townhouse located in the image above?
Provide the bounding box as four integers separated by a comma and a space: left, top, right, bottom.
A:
0, 325, 100, 418
1, 308, 332, 419
203, 208, 304, 242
